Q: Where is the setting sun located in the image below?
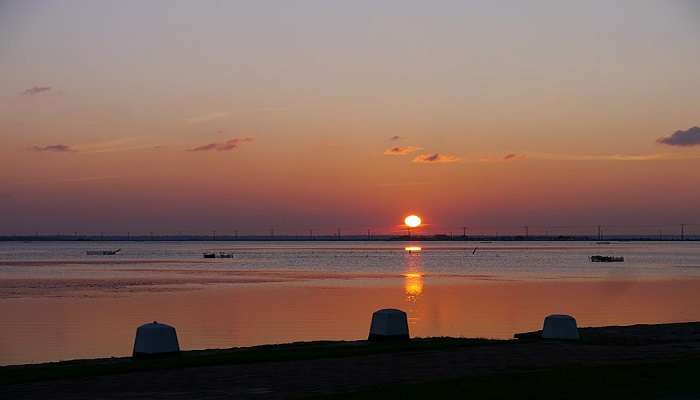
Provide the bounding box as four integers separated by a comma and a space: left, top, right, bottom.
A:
404, 215, 422, 228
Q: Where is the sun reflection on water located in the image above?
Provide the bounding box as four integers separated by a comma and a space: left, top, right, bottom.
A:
403, 245, 424, 304
404, 272, 424, 301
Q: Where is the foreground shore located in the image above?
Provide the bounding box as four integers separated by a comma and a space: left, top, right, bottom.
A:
3, 322, 700, 399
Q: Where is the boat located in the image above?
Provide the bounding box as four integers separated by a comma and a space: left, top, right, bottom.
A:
86, 248, 121, 256
590, 255, 624, 262
202, 252, 234, 259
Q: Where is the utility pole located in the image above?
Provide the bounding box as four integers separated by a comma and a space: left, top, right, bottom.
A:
462, 226, 467, 240
367, 229, 371, 240
597, 225, 602, 241
337, 228, 341, 240
681, 224, 686, 241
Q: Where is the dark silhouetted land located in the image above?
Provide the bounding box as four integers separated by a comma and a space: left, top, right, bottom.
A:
3, 322, 700, 399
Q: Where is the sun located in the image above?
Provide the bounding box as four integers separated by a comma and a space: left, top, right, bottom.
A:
404, 215, 422, 228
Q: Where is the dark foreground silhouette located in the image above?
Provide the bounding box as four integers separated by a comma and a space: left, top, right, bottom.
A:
3, 322, 700, 399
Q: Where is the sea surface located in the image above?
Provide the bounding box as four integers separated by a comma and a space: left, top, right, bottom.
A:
1, 240, 700, 365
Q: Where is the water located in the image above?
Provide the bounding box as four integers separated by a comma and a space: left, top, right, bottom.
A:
1, 241, 700, 365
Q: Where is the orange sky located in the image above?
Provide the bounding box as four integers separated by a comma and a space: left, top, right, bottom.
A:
1, 1, 699, 234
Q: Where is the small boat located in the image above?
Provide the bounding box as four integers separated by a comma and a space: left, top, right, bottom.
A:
590, 255, 624, 262
202, 252, 234, 259
86, 248, 121, 256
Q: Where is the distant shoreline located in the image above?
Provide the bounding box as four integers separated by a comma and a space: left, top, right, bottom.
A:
1, 235, 698, 242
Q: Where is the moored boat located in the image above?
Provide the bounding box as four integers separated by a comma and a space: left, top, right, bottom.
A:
86, 249, 121, 256
590, 255, 624, 262
203, 252, 234, 259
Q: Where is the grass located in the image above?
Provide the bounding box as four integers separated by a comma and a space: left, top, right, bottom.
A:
0, 337, 502, 386
318, 356, 700, 399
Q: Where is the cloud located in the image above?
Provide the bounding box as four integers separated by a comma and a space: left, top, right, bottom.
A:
530, 152, 668, 161
412, 153, 461, 163
31, 144, 74, 153
186, 112, 230, 124
29, 138, 161, 154
384, 146, 422, 156
189, 137, 254, 152
657, 126, 700, 147
503, 153, 527, 161
22, 86, 52, 96
389, 135, 401, 141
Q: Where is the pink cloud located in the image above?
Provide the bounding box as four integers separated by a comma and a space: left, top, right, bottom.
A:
384, 146, 422, 156
412, 153, 461, 163
188, 137, 254, 152
22, 86, 52, 96
503, 153, 527, 161
31, 144, 74, 152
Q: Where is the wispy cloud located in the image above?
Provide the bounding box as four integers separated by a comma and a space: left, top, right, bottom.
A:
384, 146, 422, 156
31, 139, 162, 154
389, 135, 401, 141
188, 137, 254, 152
31, 144, 74, 153
22, 86, 52, 96
186, 111, 230, 124
529, 152, 675, 161
412, 153, 461, 163
503, 153, 527, 161
657, 126, 700, 147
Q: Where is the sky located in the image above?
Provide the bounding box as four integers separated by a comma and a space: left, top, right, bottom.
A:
1, 0, 699, 236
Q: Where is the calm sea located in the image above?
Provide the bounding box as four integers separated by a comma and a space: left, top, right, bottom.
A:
1, 241, 700, 365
